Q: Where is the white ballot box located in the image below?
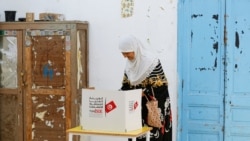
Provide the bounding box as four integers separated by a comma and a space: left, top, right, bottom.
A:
81, 89, 142, 132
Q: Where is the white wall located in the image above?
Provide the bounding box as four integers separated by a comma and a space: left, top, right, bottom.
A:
0, 0, 177, 141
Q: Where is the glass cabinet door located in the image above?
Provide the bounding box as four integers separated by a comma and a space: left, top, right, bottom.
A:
0, 31, 17, 88
0, 30, 22, 141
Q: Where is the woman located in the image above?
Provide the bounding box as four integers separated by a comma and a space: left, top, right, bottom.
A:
119, 35, 172, 141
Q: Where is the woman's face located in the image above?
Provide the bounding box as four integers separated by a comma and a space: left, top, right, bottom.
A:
122, 52, 135, 61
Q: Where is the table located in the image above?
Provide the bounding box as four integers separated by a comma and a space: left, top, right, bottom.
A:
66, 126, 152, 141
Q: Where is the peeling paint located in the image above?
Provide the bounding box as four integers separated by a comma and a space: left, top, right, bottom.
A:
77, 31, 83, 89
58, 96, 65, 102
36, 103, 48, 108
32, 95, 66, 140
191, 31, 193, 43
214, 57, 217, 68
191, 14, 203, 19
235, 31, 240, 48
57, 106, 66, 118
235, 64, 238, 69
213, 42, 219, 53
45, 120, 54, 128
195, 67, 216, 71
32, 123, 35, 139
36, 110, 47, 121
49, 95, 54, 99
32, 96, 38, 103
212, 14, 219, 23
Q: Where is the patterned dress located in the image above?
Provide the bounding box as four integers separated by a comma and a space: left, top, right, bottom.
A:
121, 60, 172, 141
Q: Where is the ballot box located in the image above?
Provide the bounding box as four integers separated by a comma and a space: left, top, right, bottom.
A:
81, 89, 142, 132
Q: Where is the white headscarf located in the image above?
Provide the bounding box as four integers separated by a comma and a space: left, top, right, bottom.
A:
119, 35, 158, 85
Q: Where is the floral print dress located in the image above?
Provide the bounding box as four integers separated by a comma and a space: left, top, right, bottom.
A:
121, 61, 172, 141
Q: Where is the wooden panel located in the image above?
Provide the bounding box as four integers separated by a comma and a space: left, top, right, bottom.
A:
0, 94, 18, 141
0, 21, 89, 30
31, 35, 66, 89
32, 94, 66, 141
78, 29, 88, 88
74, 29, 89, 127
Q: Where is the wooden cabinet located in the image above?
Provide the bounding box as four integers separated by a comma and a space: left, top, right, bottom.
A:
0, 21, 88, 141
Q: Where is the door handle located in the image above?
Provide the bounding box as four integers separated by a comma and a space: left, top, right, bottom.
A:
20, 71, 27, 87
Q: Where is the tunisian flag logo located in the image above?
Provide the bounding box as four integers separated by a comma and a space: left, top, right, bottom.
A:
134, 101, 138, 109
105, 100, 117, 113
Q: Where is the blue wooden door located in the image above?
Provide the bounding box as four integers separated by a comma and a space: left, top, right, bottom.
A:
178, 0, 250, 141
225, 0, 250, 141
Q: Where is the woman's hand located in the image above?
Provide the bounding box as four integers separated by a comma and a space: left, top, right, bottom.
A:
142, 92, 145, 97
